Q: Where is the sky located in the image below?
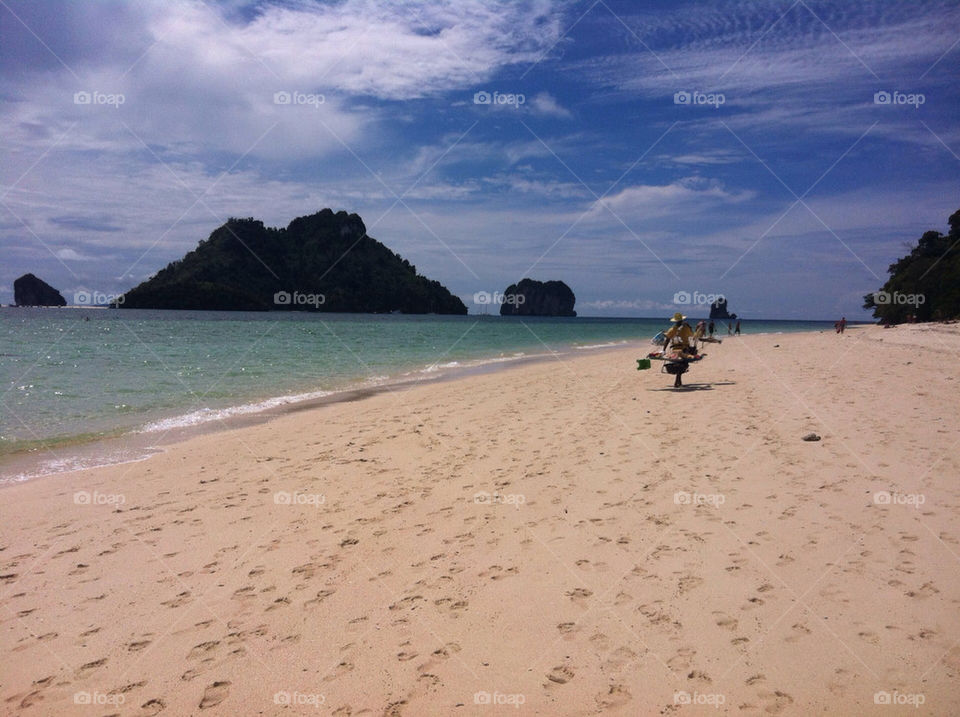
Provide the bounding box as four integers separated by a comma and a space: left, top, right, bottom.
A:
1, 0, 958, 319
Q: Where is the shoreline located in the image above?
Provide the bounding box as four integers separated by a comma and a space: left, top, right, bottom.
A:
0, 339, 643, 485
2, 323, 852, 485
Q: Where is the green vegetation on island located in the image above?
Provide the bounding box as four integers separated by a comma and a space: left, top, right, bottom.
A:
864, 207, 960, 323
118, 210, 467, 314
499, 278, 576, 316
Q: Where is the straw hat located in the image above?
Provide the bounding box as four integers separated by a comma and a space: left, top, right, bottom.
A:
670, 312, 686, 322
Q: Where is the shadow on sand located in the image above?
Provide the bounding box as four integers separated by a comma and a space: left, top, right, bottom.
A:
648, 381, 737, 392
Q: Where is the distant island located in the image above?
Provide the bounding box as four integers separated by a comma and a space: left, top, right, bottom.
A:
864, 207, 960, 323
119, 210, 466, 314
14, 273, 66, 307
709, 297, 736, 320
500, 278, 576, 316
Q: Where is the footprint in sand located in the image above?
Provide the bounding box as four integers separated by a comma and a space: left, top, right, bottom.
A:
141, 698, 166, 715
678, 575, 703, 594
906, 581, 939, 598
304, 589, 336, 608
760, 689, 794, 714
546, 665, 575, 685
565, 588, 593, 606
595, 684, 632, 709
199, 681, 231, 709
687, 670, 712, 684
784, 623, 811, 643
188, 641, 220, 659
667, 648, 696, 671
161, 591, 192, 608
431, 642, 461, 659
857, 631, 880, 645
75, 657, 108, 678
714, 613, 738, 631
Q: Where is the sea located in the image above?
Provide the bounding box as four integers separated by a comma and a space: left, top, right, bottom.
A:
1, 308, 837, 481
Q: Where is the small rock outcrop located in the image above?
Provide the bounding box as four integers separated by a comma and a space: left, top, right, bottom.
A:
709, 297, 736, 320
500, 278, 576, 317
14, 273, 67, 306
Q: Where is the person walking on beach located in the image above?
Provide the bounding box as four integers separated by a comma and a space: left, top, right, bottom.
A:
837, 316, 846, 334
734, 319, 741, 335
663, 312, 696, 388
708, 319, 715, 338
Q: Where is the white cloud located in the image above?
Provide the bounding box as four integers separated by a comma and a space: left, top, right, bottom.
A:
1, 0, 570, 161
54, 248, 98, 261
591, 178, 754, 218
529, 92, 572, 118
661, 150, 742, 166
575, 0, 959, 135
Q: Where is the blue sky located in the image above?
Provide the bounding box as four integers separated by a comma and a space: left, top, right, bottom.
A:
1, 0, 958, 318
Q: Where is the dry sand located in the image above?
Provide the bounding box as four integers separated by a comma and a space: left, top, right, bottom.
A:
2, 324, 959, 715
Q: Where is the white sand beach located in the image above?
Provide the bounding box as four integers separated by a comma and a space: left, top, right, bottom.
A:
2, 324, 959, 715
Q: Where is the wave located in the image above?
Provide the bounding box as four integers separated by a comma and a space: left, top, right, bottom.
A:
573, 340, 629, 350
136, 388, 334, 433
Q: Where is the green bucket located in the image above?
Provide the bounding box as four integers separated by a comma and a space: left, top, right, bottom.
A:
636, 358, 652, 370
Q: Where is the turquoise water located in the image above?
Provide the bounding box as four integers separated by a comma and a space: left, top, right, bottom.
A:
1, 308, 834, 458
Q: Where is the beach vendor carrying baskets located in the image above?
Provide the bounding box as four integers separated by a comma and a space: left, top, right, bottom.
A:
662, 312, 698, 387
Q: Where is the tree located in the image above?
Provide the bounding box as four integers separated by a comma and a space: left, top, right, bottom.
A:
864, 208, 960, 323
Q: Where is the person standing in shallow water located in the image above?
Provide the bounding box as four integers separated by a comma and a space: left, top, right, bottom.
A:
734, 319, 741, 335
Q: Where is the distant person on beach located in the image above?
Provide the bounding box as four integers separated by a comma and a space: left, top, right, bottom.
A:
734, 319, 741, 335
727, 322, 733, 335
695, 320, 706, 342
708, 320, 715, 337
836, 317, 846, 334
